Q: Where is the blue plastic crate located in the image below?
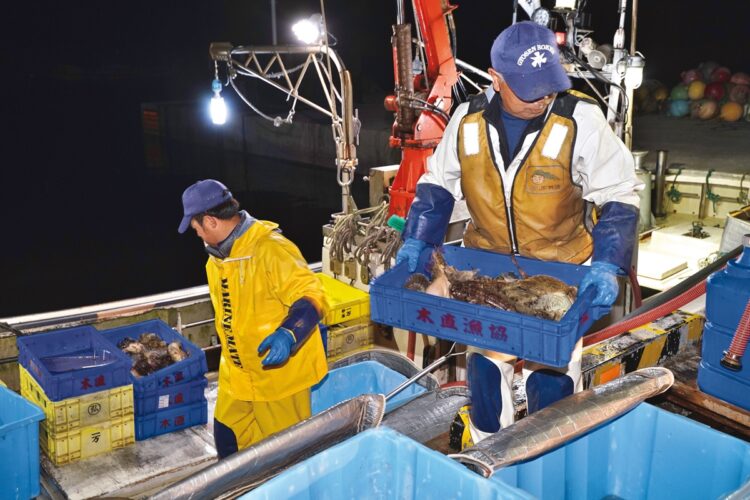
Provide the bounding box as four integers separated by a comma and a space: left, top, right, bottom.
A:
370, 246, 609, 367
135, 398, 208, 440
16, 325, 133, 401
98, 319, 208, 394
242, 427, 532, 499
134, 376, 208, 416
311, 360, 427, 414
492, 403, 750, 499
0, 386, 45, 500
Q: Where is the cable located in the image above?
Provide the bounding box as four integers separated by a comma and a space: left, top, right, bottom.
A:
405, 96, 451, 123
228, 75, 292, 126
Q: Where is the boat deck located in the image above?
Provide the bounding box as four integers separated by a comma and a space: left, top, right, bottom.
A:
659, 344, 750, 441
633, 115, 750, 174
40, 375, 220, 500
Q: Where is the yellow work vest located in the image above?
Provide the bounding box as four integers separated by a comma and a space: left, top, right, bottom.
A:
459, 91, 594, 264
206, 220, 328, 402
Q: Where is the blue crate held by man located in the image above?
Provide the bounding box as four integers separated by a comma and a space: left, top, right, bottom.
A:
16, 325, 132, 401
370, 245, 610, 367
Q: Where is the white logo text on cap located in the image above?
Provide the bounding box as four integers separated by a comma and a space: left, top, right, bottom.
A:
517, 44, 555, 67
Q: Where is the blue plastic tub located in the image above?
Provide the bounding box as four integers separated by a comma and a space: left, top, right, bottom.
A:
0, 386, 45, 500
134, 376, 208, 416
241, 427, 532, 499
370, 245, 609, 367
135, 398, 208, 441
493, 403, 750, 499
16, 325, 133, 401
311, 360, 427, 414
698, 245, 750, 410
98, 319, 208, 394
698, 321, 750, 411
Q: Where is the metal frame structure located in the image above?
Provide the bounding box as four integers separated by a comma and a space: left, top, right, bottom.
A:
209, 42, 359, 214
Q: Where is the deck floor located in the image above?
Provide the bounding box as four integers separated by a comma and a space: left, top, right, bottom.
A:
633, 114, 750, 173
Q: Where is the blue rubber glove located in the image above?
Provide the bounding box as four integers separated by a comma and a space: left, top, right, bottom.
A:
396, 238, 427, 272
258, 328, 295, 366
579, 261, 620, 307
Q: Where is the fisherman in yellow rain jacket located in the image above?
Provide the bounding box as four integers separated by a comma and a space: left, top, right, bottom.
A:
178, 179, 328, 458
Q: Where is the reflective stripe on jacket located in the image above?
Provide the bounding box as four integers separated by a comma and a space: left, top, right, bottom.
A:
458, 91, 594, 263
206, 220, 328, 402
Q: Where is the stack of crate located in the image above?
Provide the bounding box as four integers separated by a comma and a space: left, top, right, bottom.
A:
317, 273, 375, 362
16, 326, 135, 466
99, 319, 208, 441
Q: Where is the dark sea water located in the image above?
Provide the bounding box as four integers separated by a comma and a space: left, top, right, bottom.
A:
1, 79, 368, 318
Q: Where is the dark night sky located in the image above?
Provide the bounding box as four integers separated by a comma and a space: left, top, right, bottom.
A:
1, 1, 749, 317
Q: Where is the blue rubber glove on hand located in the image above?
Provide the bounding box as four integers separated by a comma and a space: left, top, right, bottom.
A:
396, 238, 427, 273
258, 328, 295, 366
579, 261, 621, 307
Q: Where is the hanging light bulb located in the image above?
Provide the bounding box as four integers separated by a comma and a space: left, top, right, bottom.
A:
625, 54, 645, 90
210, 78, 227, 125
292, 14, 324, 44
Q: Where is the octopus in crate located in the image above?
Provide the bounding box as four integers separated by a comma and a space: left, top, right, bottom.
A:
405, 249, 578, 321
117, 333, 190, 377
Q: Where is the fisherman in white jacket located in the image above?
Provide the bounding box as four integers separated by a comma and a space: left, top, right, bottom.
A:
396, 21, 643, 444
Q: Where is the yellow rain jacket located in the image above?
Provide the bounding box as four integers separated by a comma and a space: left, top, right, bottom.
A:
206, 220, 328, 402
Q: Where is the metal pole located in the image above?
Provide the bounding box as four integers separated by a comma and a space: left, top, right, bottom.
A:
270, 0, 277, 45
385, 344, 462, 401
630, 0, 638, 56
625, 84, 635, 149
653, 150, 668, 218
396, 0, 405, 24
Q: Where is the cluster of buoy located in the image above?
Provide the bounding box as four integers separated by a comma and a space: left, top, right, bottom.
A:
634, 61, 749, 122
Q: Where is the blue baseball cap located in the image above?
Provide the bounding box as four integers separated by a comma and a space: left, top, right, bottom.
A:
490, 21, 571, 102
178, 179, 233, 233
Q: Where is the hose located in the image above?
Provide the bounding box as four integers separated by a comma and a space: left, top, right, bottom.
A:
583, 244, 744, 347
628, 266, 643, 309
721, 298, 750, 371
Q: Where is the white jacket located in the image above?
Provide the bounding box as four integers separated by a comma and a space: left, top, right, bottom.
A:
419, 89, 643, 209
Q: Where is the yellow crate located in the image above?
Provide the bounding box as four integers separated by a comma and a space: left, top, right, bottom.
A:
40, 414, 135, 466
20, 365, 133, 433
317, 273, 370, 325
326, 317, 375, 360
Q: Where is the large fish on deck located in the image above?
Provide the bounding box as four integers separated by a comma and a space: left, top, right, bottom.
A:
450, 367, 675, 476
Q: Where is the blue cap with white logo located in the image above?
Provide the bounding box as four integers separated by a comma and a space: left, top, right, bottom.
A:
490, 21, 571, 102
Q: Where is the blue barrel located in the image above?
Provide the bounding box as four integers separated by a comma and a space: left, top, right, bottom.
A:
698, 235, 750, 409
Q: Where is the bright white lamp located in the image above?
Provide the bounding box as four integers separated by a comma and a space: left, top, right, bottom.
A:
625, 55, 645, 89
210, 78, 227, 125
554, 0, 577, 10
292, 14, 324, 44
